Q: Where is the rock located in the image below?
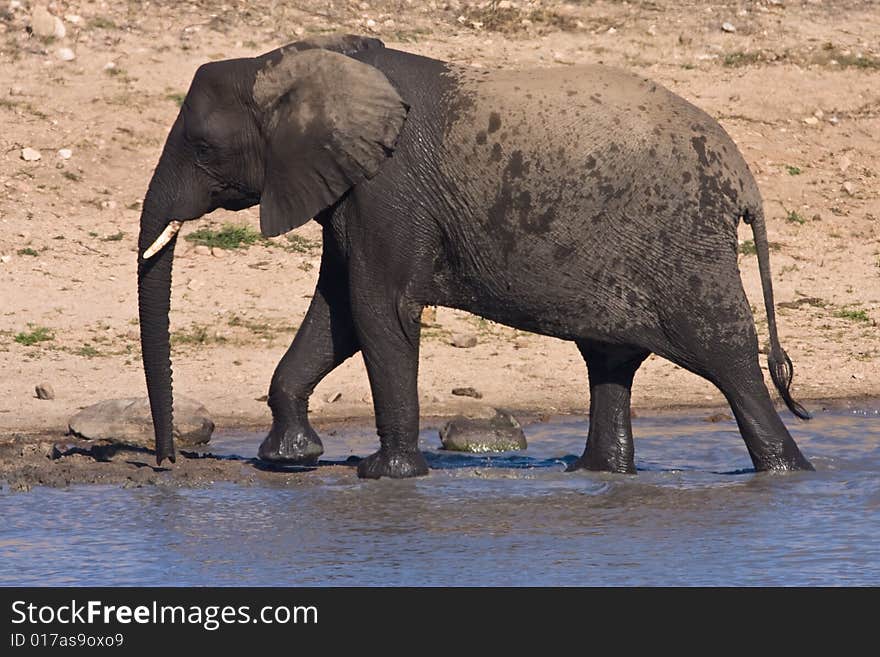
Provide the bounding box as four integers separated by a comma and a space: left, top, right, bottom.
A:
451, 386, 482, 399
103, 61, 116, 71
211, 247, 226, 258
57, 148, 72, 159
30, 6, 56, 38
68, 396, 214, 448
721, 22, 736, 33
35, 383, 55, 400
325, 391, 342, 404
450, 332, 477, 348
803, 116, 819, 126
193, 245, 211, 256
838, 155, 852, 174
186, 278, 203, 291
21, 147, 41, 161
439, 409, 527, 453
57, 47, 75, 62
0, 255, 11, 264
842, 181, 856, 196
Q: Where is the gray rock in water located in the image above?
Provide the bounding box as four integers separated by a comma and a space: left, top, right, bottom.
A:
439, 409, 527, 453
68, 396, 213, 448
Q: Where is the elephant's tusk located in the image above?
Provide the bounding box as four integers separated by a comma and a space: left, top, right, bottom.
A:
142, 221, 182, 260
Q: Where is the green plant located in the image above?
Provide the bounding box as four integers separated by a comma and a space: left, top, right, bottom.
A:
785, 210, 807, 225
723, 51, 760, 67
785, 165, 801, 175
89, 16, 117, 29
739, 240, 757, 256
62, 170, 82, 182
14, 325, 54, 346
17, 247, 38, 257
166, 92, 186, 107
834, 309, 870, 323
282, 234, 320, 254
76, 344, 101, 358
185, 224, 265, 250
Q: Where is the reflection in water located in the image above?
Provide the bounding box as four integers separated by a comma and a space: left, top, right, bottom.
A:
1, 409, 879, 585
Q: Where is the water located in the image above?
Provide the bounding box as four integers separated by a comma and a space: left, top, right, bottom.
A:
2, 408, 879, 586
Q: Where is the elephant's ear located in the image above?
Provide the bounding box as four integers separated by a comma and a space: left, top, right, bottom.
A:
253, 49, 408, 237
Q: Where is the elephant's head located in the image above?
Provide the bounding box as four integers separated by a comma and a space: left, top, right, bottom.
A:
138, 36, 408, 464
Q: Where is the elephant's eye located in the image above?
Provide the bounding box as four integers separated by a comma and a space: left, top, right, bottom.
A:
194, 141, 211, 161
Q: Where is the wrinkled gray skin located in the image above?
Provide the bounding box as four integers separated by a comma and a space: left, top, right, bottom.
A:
138, 34, 813, 478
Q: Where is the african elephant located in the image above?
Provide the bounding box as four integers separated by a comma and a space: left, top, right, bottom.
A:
137, 34, 813, 478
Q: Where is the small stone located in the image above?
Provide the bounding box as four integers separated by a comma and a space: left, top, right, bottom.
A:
211, 247, 227, 258
813, 109, 824, 119
186, 278, 203, 291
451, 387, 482, 399
0, 255, 11, 264
35, 383, 55, 400
21, 147, 41, 161
193, 245, 211, 256
100, 199, 117, 210
365, 18, 376, 28
721, 22, 736, 33
450, 333, 477, 348
52, 16, 66, 38
64, 14, 82, 24
103, 61, 116, 71
9, 85, 24, 96
803, 116, 819, 126
30, 6, 56, 38
325, 391, 342, 404
647, 24, 657, 36
57, 47, 75, 62
842, 181, 856, 196
838, 155, 852, 173
57, 148, 72, 159
828, 116, 840, 125
606, 26, 616, 34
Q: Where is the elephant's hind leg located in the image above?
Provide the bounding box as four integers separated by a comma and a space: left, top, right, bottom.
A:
258, 241, 359, 464
567, 340, 649, 474
655, 294, 813, 472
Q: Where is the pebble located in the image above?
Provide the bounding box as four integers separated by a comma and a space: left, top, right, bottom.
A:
803, 116, 819, 126
103, 62, 117, 71
325, 391, 342, 404
450, 333, 477, 348
721, 22, 736, 33
0, 255, 11, 264
35, 383, 55, 400
842, 181, 856, 196
9, 85, 24, 96
57, 148, 72, 159
186, 278, 204, 291
21, 147, 41, 161
451, 387, 483, 399
57, 47, 76, 62
193, 245, 211, 256
30, 6, 57, 38
211, 247, 227, 258
838, 155, 852, 174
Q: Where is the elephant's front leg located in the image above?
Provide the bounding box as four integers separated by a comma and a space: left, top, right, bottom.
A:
349, 272, 428, 479
258, 250, 359, 464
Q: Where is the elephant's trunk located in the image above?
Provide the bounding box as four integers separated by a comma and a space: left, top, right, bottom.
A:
137, 162, 180, 465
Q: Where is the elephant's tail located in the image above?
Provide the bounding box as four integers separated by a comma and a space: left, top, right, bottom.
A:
744, 206, 811, 420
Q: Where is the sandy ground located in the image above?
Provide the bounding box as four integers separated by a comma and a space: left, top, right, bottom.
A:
1, 1, 878, 444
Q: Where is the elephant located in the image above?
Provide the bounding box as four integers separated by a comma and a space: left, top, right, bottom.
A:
137, 34, 813, 479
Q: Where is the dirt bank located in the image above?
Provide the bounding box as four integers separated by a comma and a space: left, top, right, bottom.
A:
1, 1, 878, 441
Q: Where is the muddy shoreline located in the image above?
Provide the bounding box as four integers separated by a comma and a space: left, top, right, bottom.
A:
2, 395, 876, 493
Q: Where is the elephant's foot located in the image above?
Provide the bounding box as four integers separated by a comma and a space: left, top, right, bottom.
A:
566, 452, 636, 475
357, 448, 429, 479
751, 445, 814, 473
258, 421, 324, 465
